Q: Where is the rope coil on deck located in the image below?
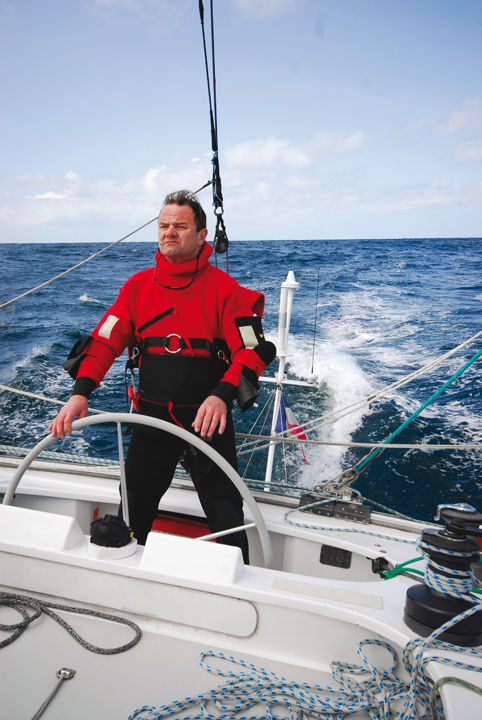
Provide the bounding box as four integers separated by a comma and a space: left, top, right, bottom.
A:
0, 592, 141, 654
129, 634, 482, 720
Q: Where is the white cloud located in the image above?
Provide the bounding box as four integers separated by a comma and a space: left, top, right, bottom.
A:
1, 145, 481, 242
0, 157, 214, 230
225, 137, 311, 169
224, 131, 364, 174
439, 98, 482, 135
28, 192, 67, 200
233, 0, 299, 18
453, 139, 482, 164
352, 180, 482, 214
312, 131, 365, 154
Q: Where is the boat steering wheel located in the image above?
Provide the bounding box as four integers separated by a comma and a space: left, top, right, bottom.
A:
2, 413, 274, 569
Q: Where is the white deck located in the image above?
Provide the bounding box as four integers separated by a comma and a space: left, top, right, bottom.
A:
1, 458, 481, 719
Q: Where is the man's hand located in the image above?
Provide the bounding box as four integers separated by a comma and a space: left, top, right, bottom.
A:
192, 395, 227, 438
48, 395, 89, 439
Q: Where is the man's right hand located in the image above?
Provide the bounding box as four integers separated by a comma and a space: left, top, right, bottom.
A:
49, 395, 89, 439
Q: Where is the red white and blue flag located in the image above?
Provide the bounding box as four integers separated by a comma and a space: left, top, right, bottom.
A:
275, 394, 309, 464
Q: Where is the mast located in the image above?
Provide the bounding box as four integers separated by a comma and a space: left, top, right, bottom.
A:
264, 271, 299, 489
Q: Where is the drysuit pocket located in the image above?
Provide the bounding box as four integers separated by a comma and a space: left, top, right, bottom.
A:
62, 335, 92, 378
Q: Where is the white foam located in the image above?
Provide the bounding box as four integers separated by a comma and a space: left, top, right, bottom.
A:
11, 343, 52, 373
79, 293, 103, 305
275, 332, 374, 486
266, 279, 481, 487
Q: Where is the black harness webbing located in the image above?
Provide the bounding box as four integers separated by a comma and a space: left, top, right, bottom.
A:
139, 337, 213, 353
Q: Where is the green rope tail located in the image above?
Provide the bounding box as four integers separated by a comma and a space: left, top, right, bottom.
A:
430, 676, 482, 719
357, 346, 482, 472
382, 556, 482, 595
382, 555, 424, 579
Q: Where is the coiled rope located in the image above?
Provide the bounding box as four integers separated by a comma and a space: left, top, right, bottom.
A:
418, 537, 482, 601
128, 552, 482, 719
0, 591, 141, 654
129, 632, 482, 720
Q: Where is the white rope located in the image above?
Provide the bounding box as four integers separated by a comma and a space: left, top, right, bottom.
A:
129, 533, 482, 719
0, 383, 106, 413
0, 217, 158, 310
237, 435, 482, 451
0, 443, 120, 467
284, 499, 419, 546
1, 382, 479, 452
129, 634, 482, 720
239, 328, 482, 453
418, 538, 482, 600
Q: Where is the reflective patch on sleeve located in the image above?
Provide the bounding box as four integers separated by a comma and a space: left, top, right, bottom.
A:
98, 314, 119, 340
239, 325, 259, 349
235, 316, 264, 349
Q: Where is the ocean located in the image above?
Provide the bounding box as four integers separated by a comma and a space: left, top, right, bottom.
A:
1, 238, 481, 522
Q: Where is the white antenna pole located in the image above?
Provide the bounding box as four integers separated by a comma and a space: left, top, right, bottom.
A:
264, 271, 299, 490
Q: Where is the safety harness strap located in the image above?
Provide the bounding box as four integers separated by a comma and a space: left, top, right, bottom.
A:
139, 336, 213, 354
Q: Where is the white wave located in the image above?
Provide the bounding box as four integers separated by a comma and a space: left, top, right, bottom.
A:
79, 293, 103, 305
265, 278, 480, 488
274, 332, 374, 487
12, 343, 52, 372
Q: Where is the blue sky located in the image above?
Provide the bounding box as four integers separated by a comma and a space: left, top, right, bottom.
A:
1, 0, 481, 242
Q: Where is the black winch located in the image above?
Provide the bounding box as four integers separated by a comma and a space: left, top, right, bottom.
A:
404, 503, 482, 647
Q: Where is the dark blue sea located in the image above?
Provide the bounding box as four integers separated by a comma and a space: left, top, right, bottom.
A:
1, 238, 481, 522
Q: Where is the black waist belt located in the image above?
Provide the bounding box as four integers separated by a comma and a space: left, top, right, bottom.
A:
140, 336, 213, 354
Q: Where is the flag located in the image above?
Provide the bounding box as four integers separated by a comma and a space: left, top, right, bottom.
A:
275, 394, 309, 464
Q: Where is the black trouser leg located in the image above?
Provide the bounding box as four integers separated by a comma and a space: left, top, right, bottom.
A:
121, 406, 249, 563
122, 423, 181, 545
188, 415, 250, 564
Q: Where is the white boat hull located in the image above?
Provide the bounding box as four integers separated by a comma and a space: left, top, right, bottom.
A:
1, 458, 481, 719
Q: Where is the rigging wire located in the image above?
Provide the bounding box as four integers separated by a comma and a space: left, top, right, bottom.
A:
0, 181, 213, 311
347, 345, 482, 480
238, 327, 482, 453
0, 217, 157, 310
0, 4, 230, 315
198, 0, 230, 270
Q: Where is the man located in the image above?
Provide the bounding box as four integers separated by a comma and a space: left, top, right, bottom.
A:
49, 190, 276, 562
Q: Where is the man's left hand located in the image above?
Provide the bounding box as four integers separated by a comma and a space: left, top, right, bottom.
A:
192, 395, 227, 437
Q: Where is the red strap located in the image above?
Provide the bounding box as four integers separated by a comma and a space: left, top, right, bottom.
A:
168, 401, 186, 429
127, 386, 139, 412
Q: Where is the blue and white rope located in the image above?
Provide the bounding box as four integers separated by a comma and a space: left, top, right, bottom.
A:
418, 538, 482, 600
0, 443, 120, 467
284, 499, 418, 546
129, 636, 482, 720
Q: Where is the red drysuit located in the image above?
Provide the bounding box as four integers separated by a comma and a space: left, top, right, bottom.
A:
65, 242, 276, 562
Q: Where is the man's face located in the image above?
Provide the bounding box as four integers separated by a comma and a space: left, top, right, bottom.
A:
158, 204, 207, 263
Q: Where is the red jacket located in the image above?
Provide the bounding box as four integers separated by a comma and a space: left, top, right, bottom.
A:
71, 243, 275, 409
